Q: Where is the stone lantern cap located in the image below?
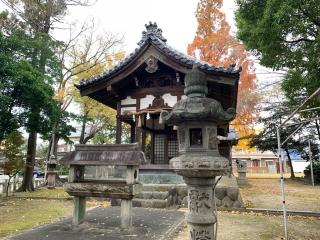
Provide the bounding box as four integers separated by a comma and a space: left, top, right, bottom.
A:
160, 64, 236, 125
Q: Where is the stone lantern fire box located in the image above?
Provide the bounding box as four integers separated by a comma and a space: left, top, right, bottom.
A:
161, 64, 236, 239
60, 143, 146, 228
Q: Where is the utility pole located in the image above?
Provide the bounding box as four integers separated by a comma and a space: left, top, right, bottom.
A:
308, 139, 315, 187
277, 127, 288, 240
274, 87, 320, 240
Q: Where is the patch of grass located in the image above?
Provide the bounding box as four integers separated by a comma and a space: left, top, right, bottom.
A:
240, 178, 320, 211
236, 173, 304, 179
8, 187, 70, 198
0, 187, 113, 238
87, 199, 110, 208
0, 198, 73, 238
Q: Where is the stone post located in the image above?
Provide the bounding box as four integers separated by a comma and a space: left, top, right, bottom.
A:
121, 200, 132, 228
73, 196, 86, 225
69, 165, 86, 225
120, 165, 137, 228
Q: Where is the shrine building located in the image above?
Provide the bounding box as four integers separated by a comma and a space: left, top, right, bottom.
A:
75, 22, 240, 172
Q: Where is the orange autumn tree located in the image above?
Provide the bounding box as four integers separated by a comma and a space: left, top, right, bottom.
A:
188, 0, 259, 151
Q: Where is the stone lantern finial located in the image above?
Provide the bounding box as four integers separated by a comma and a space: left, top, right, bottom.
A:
184, 64, 208, 97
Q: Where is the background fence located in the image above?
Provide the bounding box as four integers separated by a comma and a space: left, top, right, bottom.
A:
0, 176, 45, 194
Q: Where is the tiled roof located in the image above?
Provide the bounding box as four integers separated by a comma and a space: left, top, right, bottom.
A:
76, 22, 241, 89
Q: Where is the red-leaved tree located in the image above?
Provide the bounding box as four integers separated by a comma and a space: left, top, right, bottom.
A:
187, 0, 259, 150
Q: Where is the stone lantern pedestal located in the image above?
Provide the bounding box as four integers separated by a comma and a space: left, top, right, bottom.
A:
237, 166, 247, 186
185, 177, 216, 238
170, 124, 230, 239
161, 64, 237, 239
47, 156, 57, 189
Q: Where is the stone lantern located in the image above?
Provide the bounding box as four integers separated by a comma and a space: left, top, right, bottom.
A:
236, 160, 247, 186
161, 64, 236, 239
46, 134, 58, 189
46, 154, 57, 189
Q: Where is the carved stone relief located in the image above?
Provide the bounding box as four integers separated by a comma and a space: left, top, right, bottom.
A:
190, 229, 211, 240
188, 189, 211, 214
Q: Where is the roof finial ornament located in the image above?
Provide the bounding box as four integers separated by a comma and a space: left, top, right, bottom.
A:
138, 21, 167, 46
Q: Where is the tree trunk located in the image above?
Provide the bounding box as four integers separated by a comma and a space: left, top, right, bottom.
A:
46, 136, 53, 163
79, 112, 88, 144
53, 135, 59, 157
315, 120, 320, 141
18, 131, 37, 191
285, 149, 295, 179
5, 176, 12, 197
13, 174, 17, 191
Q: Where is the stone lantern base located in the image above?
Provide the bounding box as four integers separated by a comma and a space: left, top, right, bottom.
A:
47, 170, 58, 189
237, 168, 247, 186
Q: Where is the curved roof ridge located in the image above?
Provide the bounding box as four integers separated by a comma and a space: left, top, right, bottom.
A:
76, 22, 241, 89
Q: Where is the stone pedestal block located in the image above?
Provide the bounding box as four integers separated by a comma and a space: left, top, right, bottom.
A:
121, 199, 133, 228
47, 171, 57, 189
185, 177, 216, 240
73, 196, 86, 225
237, 169, 247, 186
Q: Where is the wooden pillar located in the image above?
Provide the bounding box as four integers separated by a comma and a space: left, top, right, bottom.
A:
130, 122, 136, 143
141, 113, 146, 152
134, 99, 142, 148
141, 129, 146, 152
151, 116, 155, 164
135, 126, 142, 149
164, 134, 168, 164
116, 101, 122, 144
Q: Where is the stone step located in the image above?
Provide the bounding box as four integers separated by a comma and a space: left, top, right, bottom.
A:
133, 198, 167, 208
139, 173, 184, 184
142, 184, 186, 193
111, 176, 244, 209
111, 198, 168, 209
135, 191, 168, 200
